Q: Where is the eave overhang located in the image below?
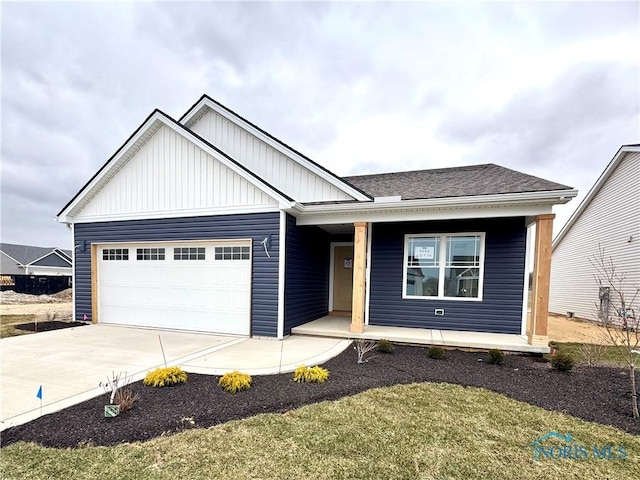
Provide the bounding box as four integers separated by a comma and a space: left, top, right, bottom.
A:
289, 189, 578, 225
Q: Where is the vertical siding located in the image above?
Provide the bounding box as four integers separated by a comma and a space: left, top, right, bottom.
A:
550, 153, 640, 320
74, 212, 280, 337
76, 124, 277, 220
284, 214, 330, 333
190, 110, 354, 203
369, 218, 526, 334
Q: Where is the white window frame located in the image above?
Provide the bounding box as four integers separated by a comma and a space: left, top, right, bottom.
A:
402, 232, 485, 301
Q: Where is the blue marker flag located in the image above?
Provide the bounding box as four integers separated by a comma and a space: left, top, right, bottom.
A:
36, 385, 42, 400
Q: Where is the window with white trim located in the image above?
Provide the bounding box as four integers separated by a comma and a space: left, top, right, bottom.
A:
404, 233, 484, 300
174, 247, 205, 260
136, 248, 165, 261
102, 248, 129, 261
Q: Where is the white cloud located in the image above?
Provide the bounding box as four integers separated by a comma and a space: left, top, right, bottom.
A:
1, 1, 638, 246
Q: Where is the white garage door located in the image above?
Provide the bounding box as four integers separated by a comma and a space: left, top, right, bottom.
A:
97, 242, 251, 335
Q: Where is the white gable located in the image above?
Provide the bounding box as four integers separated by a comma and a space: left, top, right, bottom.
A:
550, 151, 640, 320
74, 124, 278, 222
189, 108, 356, 203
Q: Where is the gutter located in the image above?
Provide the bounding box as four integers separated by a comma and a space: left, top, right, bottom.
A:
288, 189, 578, 216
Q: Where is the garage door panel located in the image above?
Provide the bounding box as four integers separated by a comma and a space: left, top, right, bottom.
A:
98, 242, 251, 335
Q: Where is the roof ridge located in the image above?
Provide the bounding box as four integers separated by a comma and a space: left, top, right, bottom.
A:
342, 163, 497, 179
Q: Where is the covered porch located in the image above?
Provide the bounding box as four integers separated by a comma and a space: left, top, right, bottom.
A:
292, 315, 548, 354
290, 212, 555, 352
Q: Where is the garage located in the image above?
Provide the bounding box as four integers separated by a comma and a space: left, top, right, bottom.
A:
97, 241, 252, 335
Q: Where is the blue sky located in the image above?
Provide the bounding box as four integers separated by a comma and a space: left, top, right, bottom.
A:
1, 1, 638, 247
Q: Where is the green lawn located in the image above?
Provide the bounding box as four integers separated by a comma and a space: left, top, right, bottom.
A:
1, 383, 638, 479
549, 341, 629, 366
0, 314, 35, 339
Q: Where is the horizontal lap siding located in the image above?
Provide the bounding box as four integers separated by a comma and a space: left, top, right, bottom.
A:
550, 153, 640, 320
369, 218, 526, 334
284, 214, 330, 333
74, 212, 280, 337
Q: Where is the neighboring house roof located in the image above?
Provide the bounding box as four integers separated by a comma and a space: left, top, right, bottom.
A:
343, 164, 572, 200
553, 144, 640, 248
0, 243, 72, 271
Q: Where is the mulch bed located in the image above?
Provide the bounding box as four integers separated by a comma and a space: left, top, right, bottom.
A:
1, 345, 638, 448
15, 321, 87, 333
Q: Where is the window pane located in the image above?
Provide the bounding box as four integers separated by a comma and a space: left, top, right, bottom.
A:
406, 267, 440, 296
408, 237, 439, 267
446, 236, 480, 266
444, 267, 479, 297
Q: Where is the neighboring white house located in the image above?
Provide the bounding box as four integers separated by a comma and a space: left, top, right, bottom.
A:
549, 144, 640, 321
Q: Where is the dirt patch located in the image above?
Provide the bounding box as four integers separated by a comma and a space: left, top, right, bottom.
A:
1, 345, 637, 449
548, 314, 612, 344
0, 302, 72, 318
0, 289, 71, 305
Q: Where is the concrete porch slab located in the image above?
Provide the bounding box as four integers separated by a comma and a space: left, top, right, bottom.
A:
291, 316, 550, 354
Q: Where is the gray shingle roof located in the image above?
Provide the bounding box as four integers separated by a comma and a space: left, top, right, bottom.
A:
342, 163, 573, 200
0, 243, 72, 266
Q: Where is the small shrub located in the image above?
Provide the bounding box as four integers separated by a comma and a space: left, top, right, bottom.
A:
113, 385, 140, 412
427, 346, 445, 359
219, 371, 252, 393
354, 339, 378, 364
143, 366, 188, 387
487, 349, 505, 365
293, 365, 330, 383
377, 339, 394, 353
551, 353, 575, 372
576, 342, 607, 366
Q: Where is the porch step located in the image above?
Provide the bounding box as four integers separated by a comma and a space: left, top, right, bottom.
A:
291, 316, 550, 354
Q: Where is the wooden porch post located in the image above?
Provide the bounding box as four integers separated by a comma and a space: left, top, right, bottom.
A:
350, 222, 367, 333
528, 214, 554, 345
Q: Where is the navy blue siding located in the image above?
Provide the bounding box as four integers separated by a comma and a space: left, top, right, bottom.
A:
74, 212, 280, 337
284, 214, 330, 334
369, 218, 526, 334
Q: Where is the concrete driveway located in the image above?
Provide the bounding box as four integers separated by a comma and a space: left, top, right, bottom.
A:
1, 324, 350, 430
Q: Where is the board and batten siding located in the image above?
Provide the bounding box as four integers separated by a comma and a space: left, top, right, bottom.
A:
74, 212, 281, 337
284, 214, 330, 334
368, 218, 527, 334
189, 109, 354, 203
75, 124, 277, 221
550, 152, 640, 320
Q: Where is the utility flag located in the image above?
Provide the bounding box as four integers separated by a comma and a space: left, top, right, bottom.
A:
36, 385, 42, 399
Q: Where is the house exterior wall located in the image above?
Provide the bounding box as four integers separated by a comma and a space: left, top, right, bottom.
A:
75, 124, 277, 221
550, 152, 640, 320
284, 214, 330, 334
0, 252, 24, 276
74, 212, 281, 337
368, 218, 527, 334
189, 109, 354, 203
